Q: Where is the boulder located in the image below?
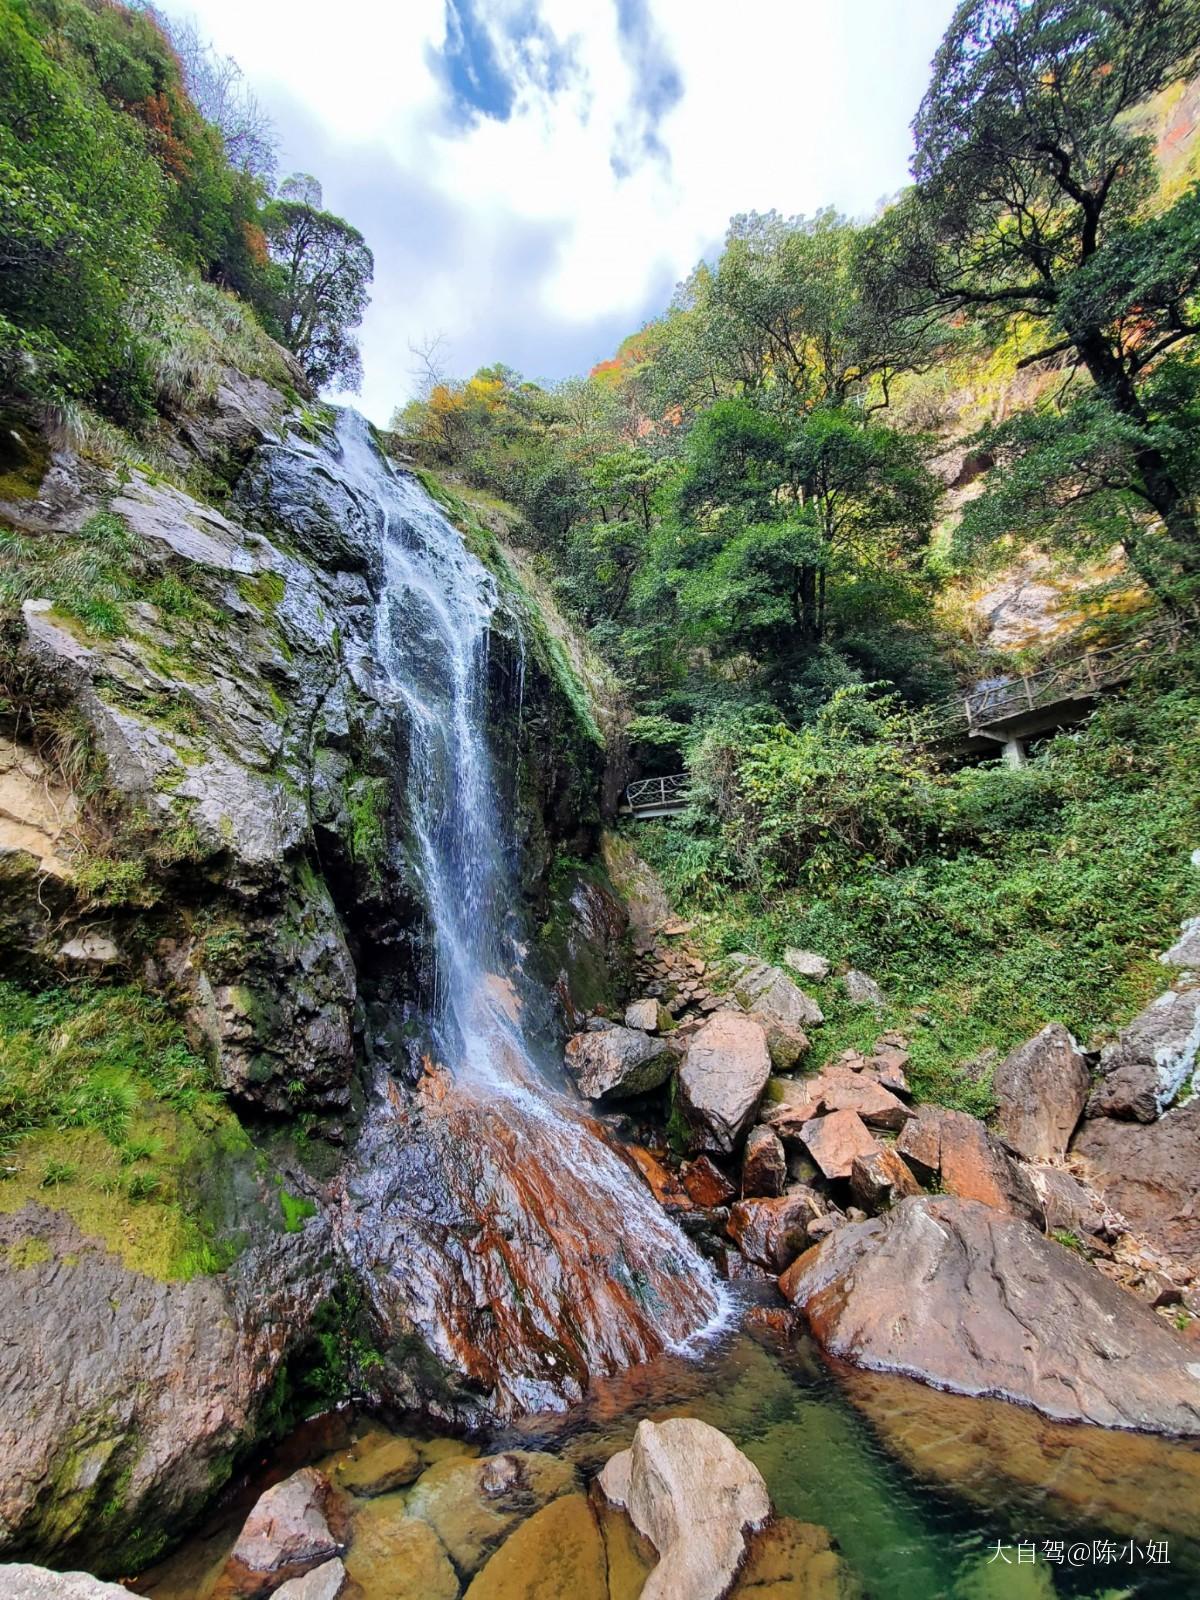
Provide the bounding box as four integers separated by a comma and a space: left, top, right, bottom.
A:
627, 1146, 692, 1212
677, 1012, 772, 1153
597, 1418, 770, 1600
1073, 1097, 1200, 1283
800, 1110, 879, 1181
727, 1190, 825, 1271
464, 1493, 607, 1599
222, 1468, 342, 1596
1087, 988, 1200, 1122
849, 1147, 922, 1213
761, 1068, 910, 1139
342, 1502, 458, 1600
1024, 1164, 1119, 1242
741, 1126, 787, 1197
991, 1023, 1089, 1161
406, 1451, 578, 1578
334, 1432, 423, 1496
733, 1519, 861, 1599
780, 1196, 1200, 1434
273, 1562, 348, 1600
782, 949, 831, 981
681, 1155, 736, 1208
869, 1044, 910, 1096
1160, 915, 1200, 970
564, 1026, 673, 1100
843, 970, 886, 1008
727, 953, 823, 1061
895, 1105, 1043, 1225
758, 1077, 822, 1138
0, 1569, 131, 1599
625, 997, 667, 1032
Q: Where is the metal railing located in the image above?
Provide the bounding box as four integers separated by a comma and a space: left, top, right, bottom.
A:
625, 773, 689, 813
930, 616, 1190, 743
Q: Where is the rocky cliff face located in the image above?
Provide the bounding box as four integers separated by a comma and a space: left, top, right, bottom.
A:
0, 370, 611, 1573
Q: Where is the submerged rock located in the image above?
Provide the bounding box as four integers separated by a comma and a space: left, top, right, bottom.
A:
342, 1500, 458, 1600
734, 1519, 861, 1599
406, 1450, 578, 1578
782, 1196, 1200, 1434
334, 1432, 423, 1496
677, 1012, 772, 1153
1087, 988, 1200, 1122
598, 1418, 770, 1600
464, 1493, 607, 1599
564, 1025, 674, 1100
991, 1023, 1089, 1161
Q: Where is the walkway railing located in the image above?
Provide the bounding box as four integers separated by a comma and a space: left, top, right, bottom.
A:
929, 615, 1190, 745
625, 773, 689, 815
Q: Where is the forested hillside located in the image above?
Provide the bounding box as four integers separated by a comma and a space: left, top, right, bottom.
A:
393, 0, 1200, 1107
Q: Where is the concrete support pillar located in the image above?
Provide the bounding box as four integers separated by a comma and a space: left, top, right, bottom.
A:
1002, 735, 1027, 769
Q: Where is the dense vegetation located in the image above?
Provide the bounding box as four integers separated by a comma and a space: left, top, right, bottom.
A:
395, 0, 1200, 1099
0, 0, 373, 427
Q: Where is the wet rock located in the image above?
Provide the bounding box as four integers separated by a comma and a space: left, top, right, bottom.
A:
758, 1076, 822, 1139
334, 1432, 423, 1496
1160, 915, 1200, 970
741, 1126, 787, 1197
727, 1190, 825, 1272
843, 970, 886, 1008
732, 1518, 861, 1599
406, 1451, 578, 1578
781, 1196, 1200, 1433
681, 1156, 736, 1208
0, 1568, 131, 1599
464, 1493, 606, 1599
812, 1069, 912, 1132
627, 1146, 692, 1212
1087, 988, 1200, 1122
1073, 1097, 1200, 1283
342, 1501, 459, 1600
624, 997, 667, 1032
0, 1205, 332, 1575
800, 1110, 879, 1181
221, 1468, 342, 1596
992, 1024, 1089, 1161
895, 1105, 1043, 1225
782, 949, 831, 982
273, 1561, 349, 1600
564, 1025, 673, 1100
676, 1012, 771, 1153
598, 1418, 770, 1600
850, 1147, 922, 1213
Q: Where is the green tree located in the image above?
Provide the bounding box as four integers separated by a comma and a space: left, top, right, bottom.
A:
885, 0, 1200, 581
264, 175, 373, 390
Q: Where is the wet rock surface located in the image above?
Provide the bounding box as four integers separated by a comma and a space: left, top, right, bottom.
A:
727, 1191, 826, 1272
405, 1449, 577, 1578
463, 1493, 607, 1599
598, 1418, 770, 1600
782, 1195, 1200, 1433
564, 1025, 674, 1100
219, 1467, 343, 1597
741, 1125, 787, 1197
991, 1023, 1089, 1161
271, 1561, 349, 1600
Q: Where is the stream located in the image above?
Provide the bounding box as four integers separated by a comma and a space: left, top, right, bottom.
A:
139, 413, 1200, 1597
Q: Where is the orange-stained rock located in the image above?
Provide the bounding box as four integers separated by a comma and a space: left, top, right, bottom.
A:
627, 1146, 692, 1212
782, 1195, 1200, 1434
741, 1126, 787, 1197
896, 1105, 1042, 1225
849, 1147, 921, 1213
727, 1190, 826, 1272
800, 1110, 878, 1180
681, 1155, 736, 1208
812, 1069, 912, 1132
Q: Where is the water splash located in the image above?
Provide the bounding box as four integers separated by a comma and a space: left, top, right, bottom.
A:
326, 412, 730, 1414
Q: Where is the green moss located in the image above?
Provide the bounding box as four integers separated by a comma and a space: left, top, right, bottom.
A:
278, 1186, 316, 1233
6, 1234, 52, 1268
237, 567, 287, 620
0, 416, 49, 500
346, 774, 389, 881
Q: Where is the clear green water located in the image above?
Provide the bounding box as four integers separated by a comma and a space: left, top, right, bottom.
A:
137, 1296, 1200, 1599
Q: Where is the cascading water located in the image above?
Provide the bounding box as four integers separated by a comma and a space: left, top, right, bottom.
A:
322, 412, 729, 1416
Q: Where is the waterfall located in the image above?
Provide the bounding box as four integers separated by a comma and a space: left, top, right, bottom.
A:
322, 412, 729, 1416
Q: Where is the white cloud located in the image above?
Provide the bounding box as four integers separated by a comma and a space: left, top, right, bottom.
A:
160, 0, 958, 422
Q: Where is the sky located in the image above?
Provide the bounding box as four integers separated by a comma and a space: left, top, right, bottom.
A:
160, 0, 960, 424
